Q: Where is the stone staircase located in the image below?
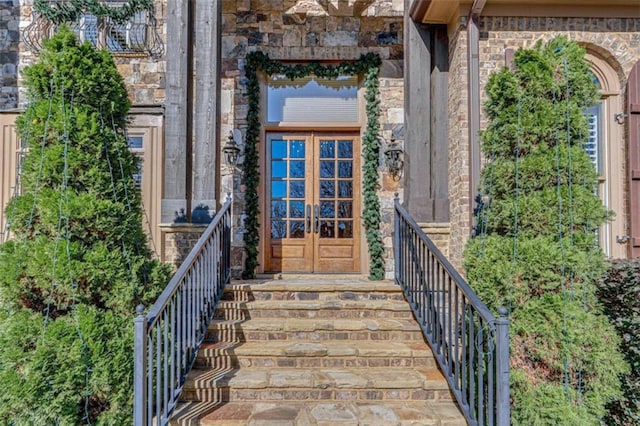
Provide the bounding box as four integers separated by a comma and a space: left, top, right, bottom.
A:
171, 276, 466, 426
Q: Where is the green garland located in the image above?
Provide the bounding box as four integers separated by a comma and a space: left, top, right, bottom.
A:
35, 0, 153, 25
243, 51, 385, 280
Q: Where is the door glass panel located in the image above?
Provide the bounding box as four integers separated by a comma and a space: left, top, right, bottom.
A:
290, 181, 305, 198
320, 220, 335, 238
320, 161, 335, 178
338, 161, 352, 178
290, 161, 305, 178
290, 221, 305, 238
272, 161, 286, 178
320, 201, 335, 218
271, 201, 286, 218
272, 181, 286, 198
272, 140, 287, 159
338, 201, 352, 218
272, 221, 287, 239
290, 201, 304, 218
338, 141, 353, 158
320, 180, 335, 198
290, 140, 305, 158
338, 221, 353, 238
320, 141, 335, 158
338, 181, 352, 198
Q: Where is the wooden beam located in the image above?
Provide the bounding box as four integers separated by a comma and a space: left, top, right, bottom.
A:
192, 0, 222, 220
162, 0, 189, 223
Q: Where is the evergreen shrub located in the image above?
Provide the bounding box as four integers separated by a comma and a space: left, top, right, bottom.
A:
0, 27, 171, 425
597, 259, 640, 425
463, 36, 628, 425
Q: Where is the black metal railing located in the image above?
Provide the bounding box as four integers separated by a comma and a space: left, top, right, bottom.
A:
133, 197, 232, 426
394, 198, 510, 426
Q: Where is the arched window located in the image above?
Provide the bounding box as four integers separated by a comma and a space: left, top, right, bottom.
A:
584, 53, 625, 258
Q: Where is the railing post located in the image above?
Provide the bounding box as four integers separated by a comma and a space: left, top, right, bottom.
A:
393, 193, 400, 284
134, 304, 148, 426
496, 307, 510, 426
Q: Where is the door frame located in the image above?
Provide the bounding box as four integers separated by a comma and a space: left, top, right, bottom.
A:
258, 126, 367, 274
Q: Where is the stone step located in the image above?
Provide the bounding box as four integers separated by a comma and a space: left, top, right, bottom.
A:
181, 367, 453, 403
222, 281, 405, 303
213, 299, 413, 321
205, 318, 425, 342
171, 401, 467, 426
194, 341, 438, 370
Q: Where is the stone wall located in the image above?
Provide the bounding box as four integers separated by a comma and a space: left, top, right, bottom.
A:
0, 0, 20, 110
12, 0, 166, 109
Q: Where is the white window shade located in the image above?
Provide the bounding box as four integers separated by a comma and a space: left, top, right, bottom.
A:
267, 75, 358, 123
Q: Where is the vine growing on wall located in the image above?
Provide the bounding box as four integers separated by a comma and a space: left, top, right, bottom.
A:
243, 51, 385, 280
35, 0, 153, 24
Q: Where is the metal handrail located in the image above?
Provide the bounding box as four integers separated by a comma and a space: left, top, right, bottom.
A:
134, 196, 232, 426
394, 197, 510, 426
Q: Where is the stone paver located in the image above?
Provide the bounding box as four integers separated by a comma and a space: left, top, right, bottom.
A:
173, 278, 466, 426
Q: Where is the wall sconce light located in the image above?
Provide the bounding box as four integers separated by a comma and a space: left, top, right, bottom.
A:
384, 139, 404, 180
223, 130, 242, 167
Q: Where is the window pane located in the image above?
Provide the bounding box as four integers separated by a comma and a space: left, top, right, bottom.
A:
290, 181, 305, 198
320, 141, 335, 159
267, 75, 358, 123
320, 201, 335, 218
272, 140, 287, 159
127, 136, 143, 149
338, 221, 353, 238
271, 201, 286, 218
320, 220, 335, 238
271, 221, 286, 239
338, 181, 352, 198
320, 161, 335, 178
289, 201, 304, 218
290, 161, 305, 178
338, 161, 352, 178
290, 140, 305, 158
338, 141, 353, 158
338, 201, 352, 218
320, 180, 335, 198
271, 181, 286, 198
272, 161, 286, 178
290, 221, 305, 238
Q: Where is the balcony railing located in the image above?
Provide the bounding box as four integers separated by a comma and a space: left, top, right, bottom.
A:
134, 197, 232, 426
394, 197, 510, 426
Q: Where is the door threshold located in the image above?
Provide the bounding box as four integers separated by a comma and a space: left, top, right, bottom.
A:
256, 273, 368, 281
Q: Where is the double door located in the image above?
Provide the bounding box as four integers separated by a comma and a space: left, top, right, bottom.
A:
265, 133, 361, 273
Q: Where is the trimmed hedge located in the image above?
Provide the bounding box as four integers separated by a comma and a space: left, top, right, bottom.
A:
597, 259, 640, 426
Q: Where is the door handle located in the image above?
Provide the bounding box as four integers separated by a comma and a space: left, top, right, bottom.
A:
314, 204, 319, 234
306, 204, 311, 233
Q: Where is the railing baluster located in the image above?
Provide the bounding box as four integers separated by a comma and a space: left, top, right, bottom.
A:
393, 200, 509, 426
133, 198, 232, 426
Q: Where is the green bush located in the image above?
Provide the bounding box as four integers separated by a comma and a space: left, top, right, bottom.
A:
0, 27, 171, 425
464, 36, 628, 425
597, 259, 640, 425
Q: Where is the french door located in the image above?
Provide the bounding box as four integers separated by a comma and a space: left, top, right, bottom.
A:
264, 133, 361, 273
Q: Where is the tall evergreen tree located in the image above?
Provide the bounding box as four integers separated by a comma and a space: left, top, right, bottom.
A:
0, 27, 170, 425
464, 36, 628, 425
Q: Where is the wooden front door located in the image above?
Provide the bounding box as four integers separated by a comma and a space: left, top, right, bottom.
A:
265, 133, 361, 273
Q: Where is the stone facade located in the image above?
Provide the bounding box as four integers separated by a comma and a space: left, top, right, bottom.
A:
0, 1, 20, 110
219, 0, 405, 278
